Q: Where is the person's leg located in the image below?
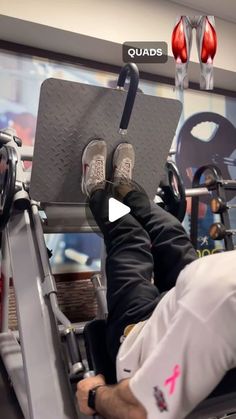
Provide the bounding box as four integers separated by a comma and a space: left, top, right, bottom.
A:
82, 140, 162, 361
112, 143, 197, 293
127, 251, 236, 419
124, 190, 197, 293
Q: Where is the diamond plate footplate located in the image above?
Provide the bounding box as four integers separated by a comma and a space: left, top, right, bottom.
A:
30, 78, 182, 203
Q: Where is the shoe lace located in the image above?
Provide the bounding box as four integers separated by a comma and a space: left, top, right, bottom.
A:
116, 158, 132, 180
90, 156, 105, 181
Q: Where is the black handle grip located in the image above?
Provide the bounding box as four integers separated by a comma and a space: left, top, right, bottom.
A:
66, 330, 82, 366
117, 63, 139, 133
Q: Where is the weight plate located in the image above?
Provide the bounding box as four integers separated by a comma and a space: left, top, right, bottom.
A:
176, 112, 236, 203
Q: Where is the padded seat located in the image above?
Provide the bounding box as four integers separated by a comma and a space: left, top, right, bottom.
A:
84, 319, 236, 418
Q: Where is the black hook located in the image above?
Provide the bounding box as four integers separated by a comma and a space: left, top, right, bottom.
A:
117, 63, 139, 135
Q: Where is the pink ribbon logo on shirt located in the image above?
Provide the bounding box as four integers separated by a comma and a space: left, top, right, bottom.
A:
164, 365, 181, 395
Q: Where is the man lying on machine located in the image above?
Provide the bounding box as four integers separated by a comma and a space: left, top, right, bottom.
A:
77, 139, 236, 419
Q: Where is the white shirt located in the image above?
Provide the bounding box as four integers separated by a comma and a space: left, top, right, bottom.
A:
116, 251, 236, 418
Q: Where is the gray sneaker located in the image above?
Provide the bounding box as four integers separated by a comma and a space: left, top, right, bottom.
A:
113, 143, 135, 184
81, 139, 107, 197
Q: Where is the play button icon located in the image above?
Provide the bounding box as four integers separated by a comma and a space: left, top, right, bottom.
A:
108, 198, 130, 222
